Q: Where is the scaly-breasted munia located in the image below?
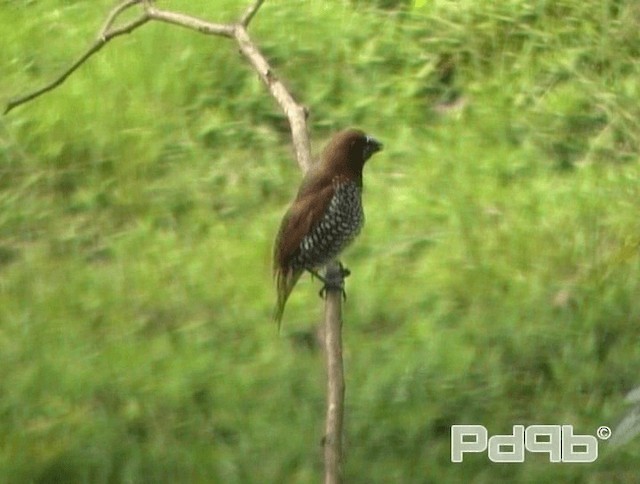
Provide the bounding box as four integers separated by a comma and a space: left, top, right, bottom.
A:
273, 128, 383, 324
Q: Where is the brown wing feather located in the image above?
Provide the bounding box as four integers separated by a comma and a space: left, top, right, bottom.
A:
273, 172, 335, 272
272, 171, 336, 326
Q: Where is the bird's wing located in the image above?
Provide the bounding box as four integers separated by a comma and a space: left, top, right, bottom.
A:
272, 181, 334, 327
273, 179, 335, 272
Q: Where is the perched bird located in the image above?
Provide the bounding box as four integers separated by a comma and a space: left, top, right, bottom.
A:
273, 128, 383, 324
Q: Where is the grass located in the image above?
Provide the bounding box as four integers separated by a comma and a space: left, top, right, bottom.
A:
2, 0, 640, 481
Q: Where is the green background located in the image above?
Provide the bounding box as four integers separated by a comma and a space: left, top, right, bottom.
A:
1, 0, 640, 481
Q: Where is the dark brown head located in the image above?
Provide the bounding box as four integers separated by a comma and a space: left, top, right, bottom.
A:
320, 128, 383, 180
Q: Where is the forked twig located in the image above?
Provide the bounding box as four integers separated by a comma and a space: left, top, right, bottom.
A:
99, 0, 142, 38
5, 0, 149, 115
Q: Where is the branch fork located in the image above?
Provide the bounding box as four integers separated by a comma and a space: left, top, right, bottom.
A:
5, 0, 311, 172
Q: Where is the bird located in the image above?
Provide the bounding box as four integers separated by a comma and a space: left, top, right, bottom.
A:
273, 128, 383, 325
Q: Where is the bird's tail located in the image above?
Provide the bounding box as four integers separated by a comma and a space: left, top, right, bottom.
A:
273, 268, 302, 329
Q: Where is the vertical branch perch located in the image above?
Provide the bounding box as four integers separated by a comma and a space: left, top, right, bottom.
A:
323, 261, 346, 484
4, 1, 344, 481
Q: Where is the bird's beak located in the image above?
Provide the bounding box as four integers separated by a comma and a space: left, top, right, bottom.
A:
367, 136, 383, 152
364, 135, 383, 160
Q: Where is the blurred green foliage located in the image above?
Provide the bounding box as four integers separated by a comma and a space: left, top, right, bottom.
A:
1, 0, 640, 482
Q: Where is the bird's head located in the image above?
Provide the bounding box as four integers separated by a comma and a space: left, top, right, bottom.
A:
322, 128, 383, 178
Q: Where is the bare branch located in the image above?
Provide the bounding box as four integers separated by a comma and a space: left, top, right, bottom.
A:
144, 5, 234, 37
4, 0, 312, 172
140, 5, 311, 170
323, 261, 346, 484
106, 15, 150, 39
233, 26, 312, 171
240, 0, 266, 27
6, 3, 337, 478
4, 14, 149, 115
100, 0, 141, 39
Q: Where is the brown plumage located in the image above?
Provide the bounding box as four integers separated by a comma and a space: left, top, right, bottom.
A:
273, 128, 383, 324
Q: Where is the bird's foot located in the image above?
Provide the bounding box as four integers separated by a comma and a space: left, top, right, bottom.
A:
309, 263, 350, 301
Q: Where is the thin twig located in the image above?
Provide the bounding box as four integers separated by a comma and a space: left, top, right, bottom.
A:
233, 26, 312, 171
99, 0, 141, 39
240, 0, 266, 27
4, 14, 149, 115
144, 6, 234, 37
